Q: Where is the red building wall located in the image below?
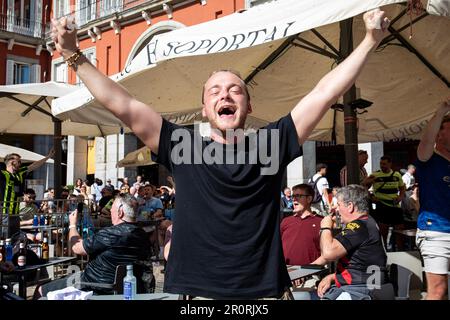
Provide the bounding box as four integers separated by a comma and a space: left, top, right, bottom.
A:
0, 0, 52, 84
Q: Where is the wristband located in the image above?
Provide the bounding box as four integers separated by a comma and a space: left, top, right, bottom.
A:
320, 227, 332, 234
65, 49, 83, 67
68, 224, 77, 230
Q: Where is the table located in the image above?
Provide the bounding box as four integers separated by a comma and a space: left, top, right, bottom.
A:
287, 265, 327, 282
89, 293, 179, 300
8, 256, 77, 299
20, 224, 58, 230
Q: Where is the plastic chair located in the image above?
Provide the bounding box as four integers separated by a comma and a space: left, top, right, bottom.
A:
389, 263, 413, 300
79, 263, 146, 295
371, 283, 396, 300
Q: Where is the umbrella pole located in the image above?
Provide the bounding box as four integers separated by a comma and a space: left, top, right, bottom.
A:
53, 119, 62, 198
340, 19, 359, 185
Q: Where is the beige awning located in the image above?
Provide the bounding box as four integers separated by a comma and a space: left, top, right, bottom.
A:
0, 143, 54, 163
0, 81, 122, 136
117, 146, 155, 168
53, 0, 450, 143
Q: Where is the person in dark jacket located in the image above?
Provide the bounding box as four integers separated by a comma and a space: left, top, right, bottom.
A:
36, 193, 152, 297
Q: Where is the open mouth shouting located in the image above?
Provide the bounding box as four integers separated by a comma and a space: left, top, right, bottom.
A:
218, 105, 236, 119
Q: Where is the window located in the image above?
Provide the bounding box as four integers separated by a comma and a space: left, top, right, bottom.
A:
14, 63, 31, 84
246, 0, 274, 8
13, 0, 31, 27
77, 0, 96, 26
101, 0, 122, 17
53, 0, 70, 19
76, 48, 96, 85
8, 0, 42, 37
52, 59, 68, 83
6, 59, 41, 84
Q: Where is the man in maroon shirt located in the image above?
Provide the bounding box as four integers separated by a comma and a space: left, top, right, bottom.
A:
281, 184, 327, 267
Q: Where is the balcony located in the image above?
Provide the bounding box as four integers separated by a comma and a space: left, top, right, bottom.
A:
74, 0, 173, 27
76, 0, 125, 26
0, 13, 46, 39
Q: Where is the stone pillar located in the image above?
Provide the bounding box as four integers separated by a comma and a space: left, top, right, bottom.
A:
94, 137, 107, 181
123, 134, 138, 182
105, 134, 121, 188
33, 135, 53, 188
358, 142, 383, 175
66, 136, 88, 185
286, 141, 316, 188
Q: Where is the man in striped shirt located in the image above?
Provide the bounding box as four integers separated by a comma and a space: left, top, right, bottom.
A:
364, 155, 405, 251
1, 149, 54, 237
340, 150, 368, 187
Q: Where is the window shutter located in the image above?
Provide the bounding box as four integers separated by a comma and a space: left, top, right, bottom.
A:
76, 0, 83, 25
6, 59, 14, 84
90, 50, 96, 66
34, 0, 43, 37
54, 62, 68, 83
90, 0, 96, 21
31, 64, 41, 83
65, 0, 70, 15
7, 0, 14, 32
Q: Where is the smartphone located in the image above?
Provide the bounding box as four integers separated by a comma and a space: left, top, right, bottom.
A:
77, 202, 84, 214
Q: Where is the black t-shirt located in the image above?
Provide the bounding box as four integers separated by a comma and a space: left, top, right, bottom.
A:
334, 215, 387, 286
81, 222, 151, 284
152, 114, 302, 299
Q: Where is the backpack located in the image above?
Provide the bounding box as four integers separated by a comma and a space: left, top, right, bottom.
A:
308, 176, 325, 204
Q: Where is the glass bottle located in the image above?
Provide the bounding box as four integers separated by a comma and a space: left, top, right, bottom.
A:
0, 239, 5, 263
17, 242, 27, 269
41, 237, 49, 262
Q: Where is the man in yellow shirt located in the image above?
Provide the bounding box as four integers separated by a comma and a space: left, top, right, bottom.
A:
364, 155, 405, 251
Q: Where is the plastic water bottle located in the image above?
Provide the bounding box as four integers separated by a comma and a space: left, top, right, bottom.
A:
33, 214, 38, 226
5, 238, 13, 262
123, 265, 136, 300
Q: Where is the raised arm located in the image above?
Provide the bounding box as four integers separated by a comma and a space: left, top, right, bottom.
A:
50, 17, 162, 153
291, 9, 390, 144
417, 99, 450, 161
27, 148, 55, 173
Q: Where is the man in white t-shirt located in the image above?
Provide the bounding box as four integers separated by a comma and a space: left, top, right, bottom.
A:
310, 163, 331, 216
401, 164, 416, 191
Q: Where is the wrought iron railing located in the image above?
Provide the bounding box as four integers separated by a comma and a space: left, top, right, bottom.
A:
0, 13, 46, 38
72, 0, 161, 26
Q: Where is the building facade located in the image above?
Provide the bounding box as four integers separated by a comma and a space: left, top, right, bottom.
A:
0, 0, 55, 190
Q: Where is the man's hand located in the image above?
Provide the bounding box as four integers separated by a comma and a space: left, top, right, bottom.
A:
363, 8, 390, 44
51, 16, 79, 59
317, 274, 334, 298
46, 147, 55, 159
320, 215, 335, 229
69, 209, 78, 226
363, 175, 376, 187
